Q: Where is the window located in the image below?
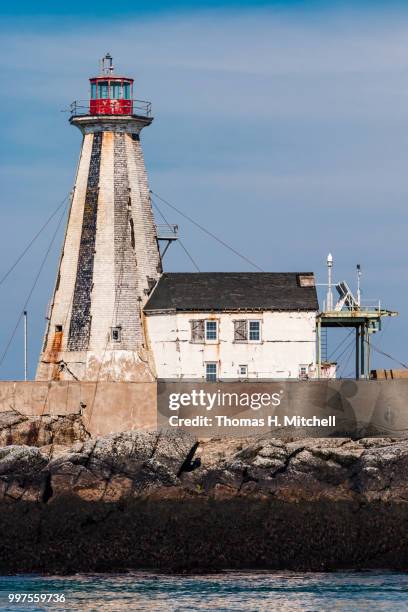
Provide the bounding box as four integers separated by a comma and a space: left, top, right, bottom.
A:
234, 320, 248, 342
55, 325, 63, 333
234, 320, 261, 342
111, 326, 122, 342
91, 83, 97, 99
205, 320, 218, 341
191, 320, 205, 342
110, 81, 122, 99
191, 319, 218, 342
238, 364, 248, 378
98, 81, 109, 99
299, 365, 309, 380
206, 362, 218, 382
123, 82, 131, 100
249, 320, 261, 342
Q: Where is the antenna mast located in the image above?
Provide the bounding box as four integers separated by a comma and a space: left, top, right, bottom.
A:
326, 253, 333, 311
100, 52, 114, 75
356, 264, 362, 308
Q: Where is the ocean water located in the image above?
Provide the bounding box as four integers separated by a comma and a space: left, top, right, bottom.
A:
0, 571, 407, 611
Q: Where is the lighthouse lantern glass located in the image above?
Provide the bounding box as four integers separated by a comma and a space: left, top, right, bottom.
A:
98, 81, 109, 99
91, 83, 97, 99
111, 81, 122, 99
123, 82, 131, 99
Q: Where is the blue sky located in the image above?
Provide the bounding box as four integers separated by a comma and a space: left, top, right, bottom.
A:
0, 1, 408, 378
0, 0, 382, 17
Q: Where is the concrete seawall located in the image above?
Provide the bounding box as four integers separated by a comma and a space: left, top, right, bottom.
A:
2, 379, 408, 439
0, 381, 156, 437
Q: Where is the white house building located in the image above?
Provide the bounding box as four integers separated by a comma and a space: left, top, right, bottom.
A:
144, 272, 319, 380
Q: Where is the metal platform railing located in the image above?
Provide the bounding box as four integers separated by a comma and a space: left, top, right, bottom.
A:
69, 99, 152, 117
156, 224, 179, 240
357, 299, 382, 313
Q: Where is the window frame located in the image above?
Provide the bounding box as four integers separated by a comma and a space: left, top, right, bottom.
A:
233, 319, 262, 343
299, 364, 309, 380
205, 362, 218, 382
98, 81, 109, 99
123, 81, 132, 100
238, 364, 248, 378
205, 320, 218, 342
248, 319, 261, 343
111, 326, 122, 342
190, 319, 219, 343
190, 320, 205, 343
110, 81, 123, 100
233, 319, 248, 343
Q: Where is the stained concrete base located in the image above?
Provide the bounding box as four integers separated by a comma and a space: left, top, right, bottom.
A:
0, 381, 156, 437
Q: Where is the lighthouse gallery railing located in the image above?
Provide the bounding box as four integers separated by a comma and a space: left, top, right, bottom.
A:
69, 99, 152, 117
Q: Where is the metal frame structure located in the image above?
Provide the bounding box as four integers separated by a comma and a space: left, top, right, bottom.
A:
317, 307, 397, 379
316, 256, 397, 379
156, 224, 179, 260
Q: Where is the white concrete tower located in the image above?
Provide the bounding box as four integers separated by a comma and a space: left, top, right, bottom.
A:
36, 55, 162, 381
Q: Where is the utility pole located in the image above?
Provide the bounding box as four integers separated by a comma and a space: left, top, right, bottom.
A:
23, 310, 28, 381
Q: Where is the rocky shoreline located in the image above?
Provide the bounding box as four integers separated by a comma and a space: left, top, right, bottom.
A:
1, 412, 408, 572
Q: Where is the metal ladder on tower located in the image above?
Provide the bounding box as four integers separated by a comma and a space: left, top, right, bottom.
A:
321, 326, 328, 363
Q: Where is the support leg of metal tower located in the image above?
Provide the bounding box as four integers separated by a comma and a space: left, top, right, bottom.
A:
366, 333, 370, 378
355, 326, 360, 379
360, 324, 365, 379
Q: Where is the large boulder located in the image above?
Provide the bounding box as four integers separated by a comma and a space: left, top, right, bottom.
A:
1, 432, 408, 504
47, 429, 196, 501
0, 411, 90, 447
180, 436, 408, 502
0, 445, 49, 502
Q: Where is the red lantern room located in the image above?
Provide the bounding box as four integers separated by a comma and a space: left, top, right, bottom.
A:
89, 53, 134, 115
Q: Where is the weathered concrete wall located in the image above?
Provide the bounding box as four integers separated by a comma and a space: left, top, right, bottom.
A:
146, 311, 317, 379
0, 381, 156, 437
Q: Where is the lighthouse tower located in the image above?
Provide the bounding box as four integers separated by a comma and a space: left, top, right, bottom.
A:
36, 55, 162, 382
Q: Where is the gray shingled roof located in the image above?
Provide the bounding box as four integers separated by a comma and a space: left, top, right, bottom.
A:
144, 272, 319, 312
